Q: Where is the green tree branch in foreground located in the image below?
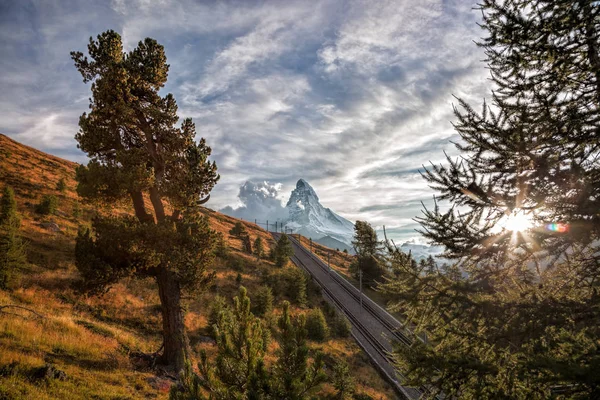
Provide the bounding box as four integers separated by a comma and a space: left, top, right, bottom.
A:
381, 1, 600, 398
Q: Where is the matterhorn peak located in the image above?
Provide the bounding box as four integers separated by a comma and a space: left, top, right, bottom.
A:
284, 179, 354, 250
289, 179, 319, 202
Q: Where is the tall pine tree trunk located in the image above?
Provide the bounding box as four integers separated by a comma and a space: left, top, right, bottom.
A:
156, 266, 188, 372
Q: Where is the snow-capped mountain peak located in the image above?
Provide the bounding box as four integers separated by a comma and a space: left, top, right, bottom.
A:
285, 179, 355, 248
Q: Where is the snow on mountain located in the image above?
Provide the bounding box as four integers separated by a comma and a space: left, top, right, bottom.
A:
399, 242, 445, 263
284, 179, 355, 247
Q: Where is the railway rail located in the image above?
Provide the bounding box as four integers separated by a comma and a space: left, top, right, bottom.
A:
273, 233, 425, 399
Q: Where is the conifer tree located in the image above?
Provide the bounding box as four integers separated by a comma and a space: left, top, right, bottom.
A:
351, 221, 380, 256
196, 287, 271, 399
229, 222, 247, 237
272, 301, 326, 399
305, 308, 329, 342
252, 285, 273, 317
274, 234, 294, 267
253, 237, 264, 260
332, 360, 355, 400
0, 187, 18, 227
71, 30, 219, 371
350, 221, 385, 288
284, 267, 307, 306
0, 187, 26, 289
242, 234, 253, 254
172, 293, 327, 400
381, 2, 600, 397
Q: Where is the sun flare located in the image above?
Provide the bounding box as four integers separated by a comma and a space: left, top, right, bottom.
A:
496, 209, 533, 233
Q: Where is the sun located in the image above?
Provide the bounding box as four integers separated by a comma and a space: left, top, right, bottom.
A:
495, 209, 533, 233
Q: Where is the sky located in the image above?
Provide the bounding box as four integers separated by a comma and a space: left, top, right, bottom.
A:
0, 0, 491, 243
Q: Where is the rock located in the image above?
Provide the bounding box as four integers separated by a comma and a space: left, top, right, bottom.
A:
31, 364, 67, 381
39, 222, 61, 232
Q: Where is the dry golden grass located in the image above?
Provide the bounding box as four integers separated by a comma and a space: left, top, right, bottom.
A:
0, 133, 395, 399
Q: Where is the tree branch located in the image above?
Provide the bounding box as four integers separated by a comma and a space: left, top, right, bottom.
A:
0, 305, 45, 319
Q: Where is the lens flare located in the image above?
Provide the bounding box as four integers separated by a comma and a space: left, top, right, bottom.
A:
546, 223, 568, 233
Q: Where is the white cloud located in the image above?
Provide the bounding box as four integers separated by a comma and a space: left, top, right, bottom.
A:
220, 180, 288, 222
0, 0, 492, 242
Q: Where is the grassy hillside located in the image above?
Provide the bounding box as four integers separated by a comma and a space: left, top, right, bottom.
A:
0, 134, 395, 400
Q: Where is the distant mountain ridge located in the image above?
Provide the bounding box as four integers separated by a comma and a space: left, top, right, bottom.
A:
399, 242, 445, 263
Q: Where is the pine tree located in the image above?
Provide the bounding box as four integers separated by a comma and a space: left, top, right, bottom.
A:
284, 267, 307, 307
252, 285, 273, 317
274, 234, 294, 267
171, 293, 327, 400
35, 194, 58, 215
0, 187, 26, 289
253, 237, 264, 260
229, 222, 247, 237
332, 360, 355, 400
196, 287, 271, 399
350, 221, 385, 288
71, 30, 219, 371
351, 221, 380, 256
242, 234, 253, 254
305, 308, 329, 342
0, 187, 19, 227
272, 301, 326, 399
72, 200, 82, 219
380, 2, 600, 398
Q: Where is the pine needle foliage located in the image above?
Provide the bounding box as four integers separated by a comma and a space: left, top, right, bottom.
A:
380, 1, 600, 398
229, 222, 247, 238
171, 292, 326, 400
274, 234, 294, 267
272, 301, 327, 399
71, 30, 219, 371
350, 221, 385, 288
253, 237, 264, 260
0, 187, 26, 289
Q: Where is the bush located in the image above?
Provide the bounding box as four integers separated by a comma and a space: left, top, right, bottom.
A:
352, 393, 374, 400
333, 360, 355, 399
35, 195, 58, 215
252, 285, 274, 317
56, 178, 67, 192
306, 276, 322, 302
242, 235, 252, 254
284, 267, 307, 306
208, 296, 226, 336
331, 313, 352, 338
305, 308, 329, 341
226, 254, 245, 271
235, 272, 242, 285
72, 200, 82, 219
262, 270, 285, 297
214, 232, 229, 258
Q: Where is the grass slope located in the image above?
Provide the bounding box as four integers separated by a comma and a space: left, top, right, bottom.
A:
0, 133, 395, 400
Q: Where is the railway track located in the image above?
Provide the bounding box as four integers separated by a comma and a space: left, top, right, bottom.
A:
288, 235, 414, 347
273, 233, 424, 400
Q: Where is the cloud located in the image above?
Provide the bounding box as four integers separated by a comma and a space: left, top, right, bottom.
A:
220, 180, 289, 222
0, 0, 492, 243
